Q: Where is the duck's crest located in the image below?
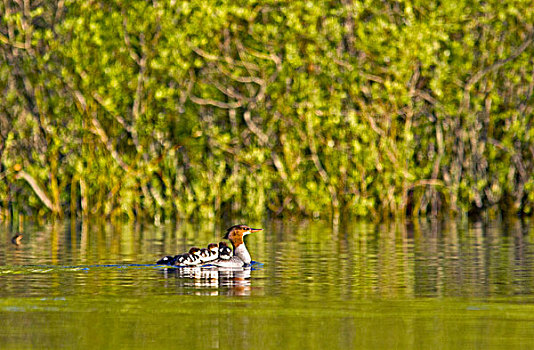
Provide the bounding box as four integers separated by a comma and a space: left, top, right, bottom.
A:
223, 224, 247, 239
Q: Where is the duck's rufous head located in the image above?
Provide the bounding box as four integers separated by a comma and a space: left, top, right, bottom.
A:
223, 225, 262, 248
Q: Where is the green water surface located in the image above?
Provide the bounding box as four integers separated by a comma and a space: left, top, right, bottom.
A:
1, 219, 534, 349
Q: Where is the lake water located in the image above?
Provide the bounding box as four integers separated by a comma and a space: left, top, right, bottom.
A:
1, 218, 534, 349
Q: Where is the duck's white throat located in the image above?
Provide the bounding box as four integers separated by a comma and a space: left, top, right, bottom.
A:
234, 244, 251, 264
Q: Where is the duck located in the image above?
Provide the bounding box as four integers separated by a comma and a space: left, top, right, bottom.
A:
177, 247, 202, 266
199, 243, 219, 263
211, 225, 262, 268
156, 255, 176, 265
217, 241, 232, 260
173, 254, 187, 266
157, 245, 211, 266
155, 225, 262, 268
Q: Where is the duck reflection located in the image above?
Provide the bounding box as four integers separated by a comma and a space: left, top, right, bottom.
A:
160, 266, 252, 296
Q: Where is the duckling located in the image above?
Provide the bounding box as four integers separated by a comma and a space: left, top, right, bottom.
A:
173, 254, 187, 266
217, 241, 233, 260
208, 242, 219, 258
156, 255, 175, 265
180, 247, 202, 266
198, 243, 219, 263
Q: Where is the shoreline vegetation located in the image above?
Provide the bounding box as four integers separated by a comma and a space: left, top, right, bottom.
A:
1, 1, 533, 222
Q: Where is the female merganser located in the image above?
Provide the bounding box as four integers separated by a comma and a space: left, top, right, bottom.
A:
212, 225, 262, 268
155, 225, 261, 268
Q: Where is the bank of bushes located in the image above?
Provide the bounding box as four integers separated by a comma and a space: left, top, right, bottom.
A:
1, 0, 533, 221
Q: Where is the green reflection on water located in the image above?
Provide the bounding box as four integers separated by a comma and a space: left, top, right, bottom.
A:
0, 218, 534, 349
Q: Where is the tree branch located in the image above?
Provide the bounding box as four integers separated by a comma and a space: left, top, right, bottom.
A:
16, 170, 60, 213
189, 94, 242, 109
462, 34, 533, 111
89, 115, 131, 172
305, 114, 339, 209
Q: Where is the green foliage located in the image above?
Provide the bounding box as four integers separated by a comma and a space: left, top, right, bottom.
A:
1, 0, 533, 221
